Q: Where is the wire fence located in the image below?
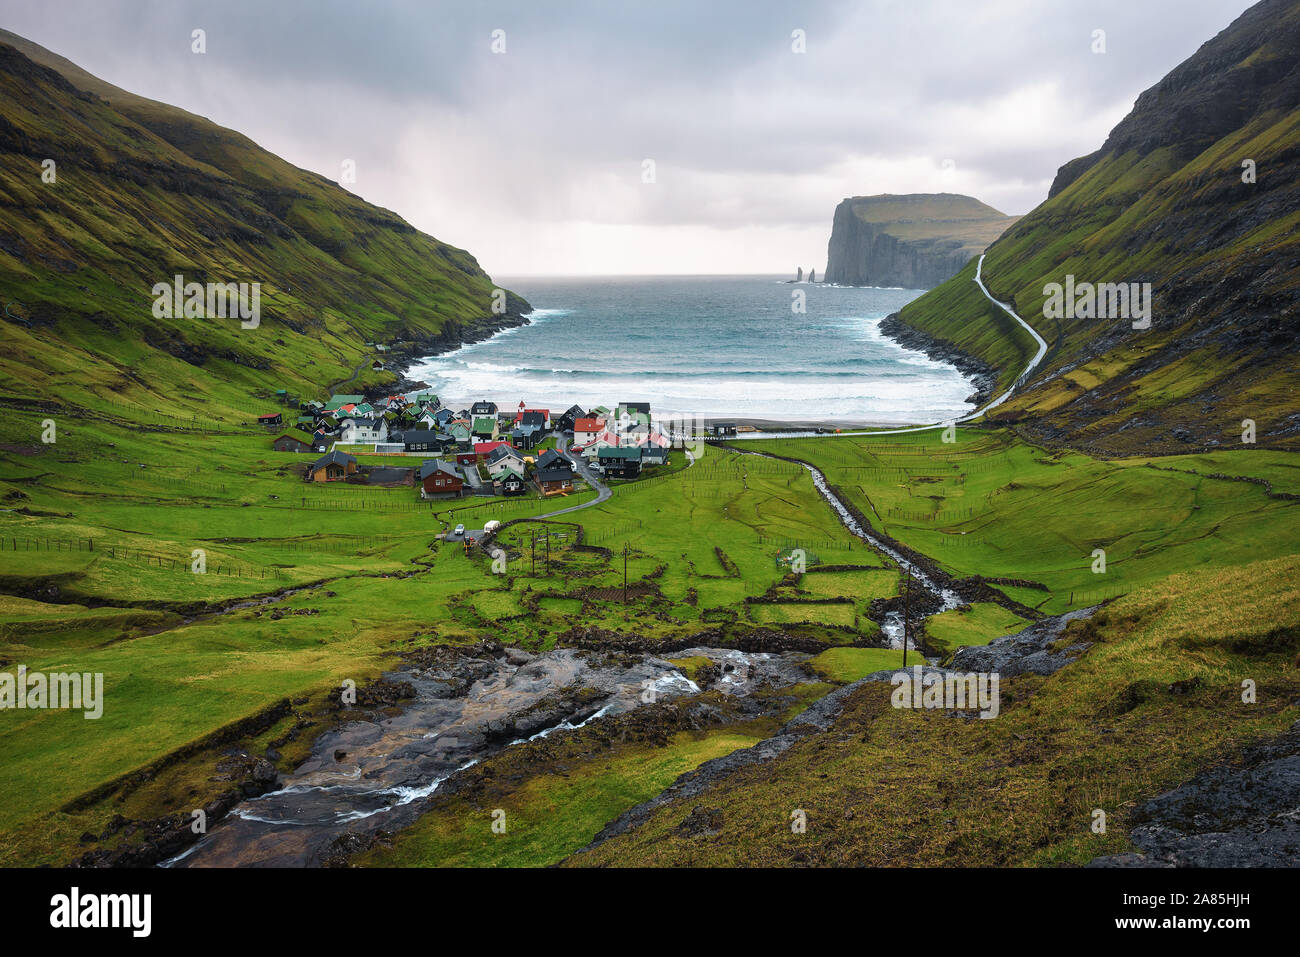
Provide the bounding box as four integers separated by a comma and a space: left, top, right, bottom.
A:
0, 535, 289, 580
756, 535, 856, 552
1069, 586, 1131, 606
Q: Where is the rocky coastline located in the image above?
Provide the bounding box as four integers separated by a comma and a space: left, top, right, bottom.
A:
878, 311, 998, 408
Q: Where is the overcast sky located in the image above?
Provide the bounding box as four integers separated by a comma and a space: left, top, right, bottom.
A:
2, 0, 1257, 276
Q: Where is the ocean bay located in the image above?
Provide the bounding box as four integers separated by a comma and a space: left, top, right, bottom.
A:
409, 276, 977, 425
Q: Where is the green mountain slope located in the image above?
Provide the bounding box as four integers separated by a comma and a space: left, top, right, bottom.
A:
0, 30, 528, 418
889, 0, 1300, 454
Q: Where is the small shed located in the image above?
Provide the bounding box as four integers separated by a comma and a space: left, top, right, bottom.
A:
272, 429, 316, 453
306, 450, 357, 482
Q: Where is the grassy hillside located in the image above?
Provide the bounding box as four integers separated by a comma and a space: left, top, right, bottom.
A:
889, 0, 1300, 453
567, 553, 1300, 866
751, 428, 1300, 616
0, 31, 528, 420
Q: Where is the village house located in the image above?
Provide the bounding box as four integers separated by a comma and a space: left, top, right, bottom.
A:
597, 446, 643, 479
510, 426, 541, 451
639, 445, 669, 467
496, 468, 528, 496
470, 400, 499, 417
582, 429, 622, 457
484, 444, 527, 479
535, 467, 575, 496
419, 459, 465, 498
341, 416, 389, 444
471, 415, 499, 441
556, 405, 586, 433
514, 406, 550, 429
572, 416, 606, 448
272, 429, 315, 453
306, 450, 357, 482
257, 412, 283, 427
392, 430, 442, 453
536, 448, 573, 473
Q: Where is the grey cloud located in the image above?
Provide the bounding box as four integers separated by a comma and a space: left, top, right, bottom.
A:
0, 0, 1259, 271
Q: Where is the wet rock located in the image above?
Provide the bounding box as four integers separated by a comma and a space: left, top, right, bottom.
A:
174, 644, 809, 867
1090, 720, 1300, 868
949, 605, 1101, 676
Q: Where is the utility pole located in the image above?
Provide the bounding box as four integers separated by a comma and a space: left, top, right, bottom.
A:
530, 531, 536, 576
545, 531, 550, 568
623, 542, 628, 605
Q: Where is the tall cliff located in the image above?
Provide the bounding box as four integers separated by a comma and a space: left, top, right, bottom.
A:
823, 193, 1019, 289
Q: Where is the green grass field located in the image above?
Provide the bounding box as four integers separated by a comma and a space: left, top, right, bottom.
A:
0, 406, 899, 863
748, 428, 1299, 614
1, 401, 1297, 867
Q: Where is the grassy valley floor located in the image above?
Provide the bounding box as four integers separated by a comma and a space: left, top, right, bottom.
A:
0, 405, 1296, 867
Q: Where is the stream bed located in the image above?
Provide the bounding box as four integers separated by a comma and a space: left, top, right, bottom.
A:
165, 645, 810, 867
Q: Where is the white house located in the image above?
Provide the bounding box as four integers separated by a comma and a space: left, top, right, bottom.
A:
484, 445, 526, 479
341, 416, 389, 444
582, 430, 622, 459
572, 416, 606, 448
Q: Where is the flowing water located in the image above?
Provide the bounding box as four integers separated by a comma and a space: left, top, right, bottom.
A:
733, 447, 963, 649
166, 646, 810, 867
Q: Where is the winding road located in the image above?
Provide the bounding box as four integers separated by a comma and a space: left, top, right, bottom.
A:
532, 435, 611, 518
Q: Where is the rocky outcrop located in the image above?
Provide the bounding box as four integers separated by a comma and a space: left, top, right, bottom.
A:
1090, 719, 1300, 867
824, 193, 1018, 289
947, 605, 1099, 676
878, 313, 998, 407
